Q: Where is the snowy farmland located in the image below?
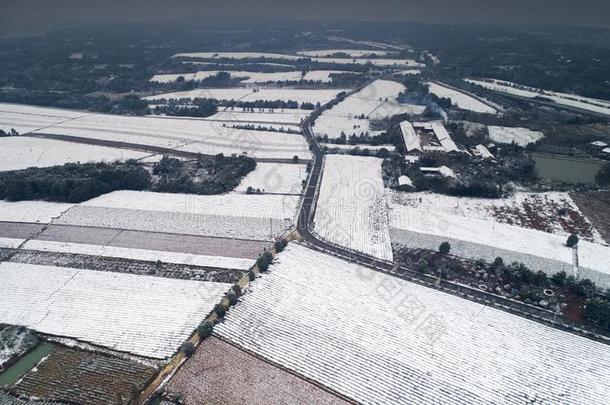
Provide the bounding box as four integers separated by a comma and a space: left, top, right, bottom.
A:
150, 70, 348, 84
173, 52, 303, 61
0, 262, 230, 359
389, 191, 605, 243
314, 155, 393, 261
0, 200, 74, 224
390, 203, 610, 287
216, 243, 610, 405
314, 80, 426, 139
297, 49, 392, 57
487, 125, 544, 146
0, 104, 312, 160
0, 136, 150, 172
0, 103, 88, 134
146, 88, 346, 106
204, 108, 307, 126
426, 82, 497, 114
54, 191, 300, 241
467, 78, 610, 116
20, 240, 255, 270
235, 162, 307, 195
310, 57, 422, 68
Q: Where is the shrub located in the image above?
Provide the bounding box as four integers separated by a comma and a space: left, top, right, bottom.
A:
257, 251, 274, 272
248, 270, 256, 281
585, 299, 610, 331
214, 303, 226, 319
493, 257, 504, 268
566, 234, 579, 248
439, 242, 451, 255
180, 342, 196, 357
196, 321, 214, 338
274, 239, 288, 253
227, 292, 239, 306
415, 258, 429, 273
231, 285, 242, 297
551, 271, 567, 286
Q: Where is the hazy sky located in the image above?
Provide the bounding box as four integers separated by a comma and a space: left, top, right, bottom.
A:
2, 0, 610, 33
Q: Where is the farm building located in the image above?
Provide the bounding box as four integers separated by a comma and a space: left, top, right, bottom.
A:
399, 121, 459, 153
473, 144, 494, 159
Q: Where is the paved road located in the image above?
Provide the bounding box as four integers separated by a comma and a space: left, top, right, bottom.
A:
296, 85, 610, 344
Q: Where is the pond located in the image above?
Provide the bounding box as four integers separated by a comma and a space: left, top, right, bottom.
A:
531, 153, 604, 184
0, 342, 55, 388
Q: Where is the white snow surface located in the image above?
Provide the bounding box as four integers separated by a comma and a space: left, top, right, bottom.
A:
0, 103, 88, 134
146, 88, 345, 106
0, 237, 25, 249
205, 108, 307, 126
467, 78, 610, 116
388, 190, 606, 244
0, 103, 312, 160
487, 126, 544, 146
310, 57, 422, 67
0, 200, 74, 223
21, 240, 255, 270
314, 80, 426, 139
390, 203, 610, 276
297, 49, 392, 57
216, 243, 610, 405
82, 190, 298, 219
314, 155, 393, 261
426, 82, 497, 114
235, 163, 307, 195
0, 137, 150, 171
151, 70, 347, 84
0, 262, 230, 359
173, 52, 302, 61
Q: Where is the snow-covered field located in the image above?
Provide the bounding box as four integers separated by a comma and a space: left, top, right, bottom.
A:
467, 78, 610, 116
0, 103, 88, 134
314, 80, 426, 139
0, 137, 150, 172
310, 57, 422, 68
322, 143, 396, 152
55, 191, 299, 241
0, 237, 25, 249
235, 163, 307, 195
426, 82, 497, 114
216, 243, 610, 405
147, 88, 345, 106
0, 200, 74, 223
487, 125, 544, 146
389, 191, 605, 243
21, 240, 254, 270
390, 203, 610, 285
151, 70, 347, 84
0, 262, 230, 359
205, 108, 307, 126
81, 190, 297, 218
173, 52, 302, 61
314, 155, 393, 261
297, 49, 392, 57
0, 104, 312, 160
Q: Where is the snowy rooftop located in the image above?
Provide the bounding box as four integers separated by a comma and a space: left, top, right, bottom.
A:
399, 121, 422, 152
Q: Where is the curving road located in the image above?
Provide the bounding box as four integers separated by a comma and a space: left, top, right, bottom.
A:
297, 84, 610, 344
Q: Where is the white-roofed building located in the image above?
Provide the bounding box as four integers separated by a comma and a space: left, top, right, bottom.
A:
399, 121, 422, 152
